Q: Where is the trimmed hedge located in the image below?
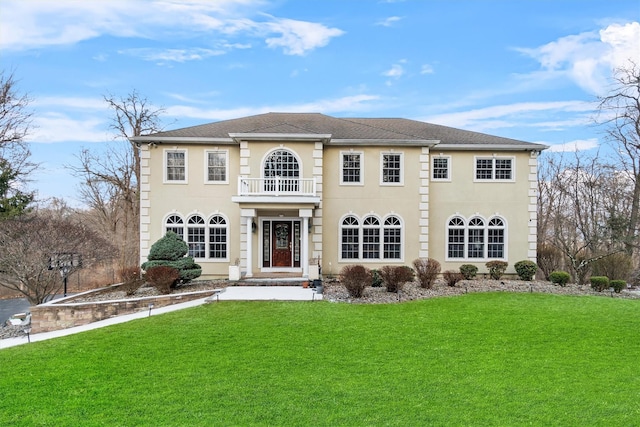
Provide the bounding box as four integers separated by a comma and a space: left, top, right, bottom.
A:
460, 264, 478, 280
549, 271, 570, 287
514, 260, 537, 281
590, 276, 610, 292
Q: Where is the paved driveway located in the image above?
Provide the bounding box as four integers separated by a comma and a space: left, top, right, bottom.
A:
0, 298, 30, 325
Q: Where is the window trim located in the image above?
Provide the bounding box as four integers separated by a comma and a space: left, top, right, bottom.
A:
207, 214, 230, 262
445, 214, 507, 261
340, 151, 364, 186
431, 155, 451, 182
204, 149, 229, 184
338, 213, 404, 262
473, 156, 515, 182
164, 149, 188, 184
380, 151, 404, 186
163, 212, 229, 262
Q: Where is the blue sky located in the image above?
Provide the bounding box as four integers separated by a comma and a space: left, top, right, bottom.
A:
1, 0, 638, 207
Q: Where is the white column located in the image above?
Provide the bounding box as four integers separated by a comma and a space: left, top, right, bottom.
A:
245, 215, 253, 277
302, 216, 309, 278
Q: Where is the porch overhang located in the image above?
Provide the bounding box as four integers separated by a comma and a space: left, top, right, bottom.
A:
231, 196, 321, 209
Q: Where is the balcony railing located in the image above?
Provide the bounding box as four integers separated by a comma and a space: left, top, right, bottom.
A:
237, 177, 317, 197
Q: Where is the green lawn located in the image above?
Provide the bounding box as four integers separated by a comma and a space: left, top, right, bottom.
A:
1, 293, 639, 426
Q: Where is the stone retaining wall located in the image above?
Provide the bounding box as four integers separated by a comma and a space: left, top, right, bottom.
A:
30, 290, 218, 333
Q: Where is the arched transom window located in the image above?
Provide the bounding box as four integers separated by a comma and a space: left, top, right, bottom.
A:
340, 214, 403, 261
446, 215, 506, 260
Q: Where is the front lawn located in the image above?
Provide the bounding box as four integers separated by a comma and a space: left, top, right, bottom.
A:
1, 293, 638, 426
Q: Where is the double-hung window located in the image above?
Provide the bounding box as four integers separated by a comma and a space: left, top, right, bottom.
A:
341, 152, 363, 185
474, 157, 514, 181
340, 216, 360, 259
447, 215, 507, 260
381, 152, 403, 185
432, 156, 451, 181
208, 215, 228, 260
165, 150, 187, 182
340, 214, 403, 261
206, 150, 228, 184
187, 215, 206, 258
165, 214, 185, 239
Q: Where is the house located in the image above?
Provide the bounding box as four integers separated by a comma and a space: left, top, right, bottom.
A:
130, 112, 547, 280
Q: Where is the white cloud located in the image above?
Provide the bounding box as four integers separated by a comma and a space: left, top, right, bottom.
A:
166, 94, 380, 120
263, 18, 344, 56
424, 101, 594, 131
383, 63, 405, 78
119, 47, 226, 63
516, 21, 640, 95
376, 16, 402, 27
546, 138, 599, 152
0, 0, 344, 56
420, 64, 434, 74
30, 113, 108, 143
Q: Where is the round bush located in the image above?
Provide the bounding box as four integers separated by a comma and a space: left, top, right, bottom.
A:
590, 276, 610, 292
549, 271, 570, 287
514, 260, 537, 281
610, 280, 626, 293
486, 261, 508, 280
460, 264, 478, 280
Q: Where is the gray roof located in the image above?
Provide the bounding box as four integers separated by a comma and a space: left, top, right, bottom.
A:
131, 112, 548, 151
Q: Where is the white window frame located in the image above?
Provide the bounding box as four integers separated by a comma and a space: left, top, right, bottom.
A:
340, 151, 364, 186
208, 214, 229, 262
164, 149, 188, 183
432, 155, 451, 182
380, 151, 404, 186
445, 214, 508, 261
338, 213, 404, 262
382, 215, 403, 260
164, 213, 185, 239
473, 156, 515, 182
204, 149, 229, 184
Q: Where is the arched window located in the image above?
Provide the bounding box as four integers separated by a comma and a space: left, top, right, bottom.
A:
165, 214, 184, 239
341, 216, 360, 259
362, 216, 380, 259
467, 217, 485, 258
209, 215, 228, 260
383, 216, 402, 259
487, 217, 505, 258
263, 149, 299, 192
187, 215, 206, 258
447, 217, 465, 259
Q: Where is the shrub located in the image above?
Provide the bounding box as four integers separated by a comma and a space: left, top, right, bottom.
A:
119, 266, 144, 296
549, 271, 570, 287
370, 269, 384, 287
412, 258, 441, 289
486, 261, 508, 280
443, 270, 463, 287
339, 265, 372, 298
460, 264, 478, 280
145, 265, 180, 294
141, 231, 202, 283
591, 252, 632, 281
590, 276, 610, 292
514, 260, 538, 281
610, 280, 626, 293
380, 265, 415, 293
537, 243, 563, 280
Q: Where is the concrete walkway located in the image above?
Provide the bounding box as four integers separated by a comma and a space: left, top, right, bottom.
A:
0, 286, 322, 350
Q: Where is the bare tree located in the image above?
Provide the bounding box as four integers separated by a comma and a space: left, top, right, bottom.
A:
537, 151, 630, 284
0, 70, 36, 218
597, 60, 640, 256
70, 90, 166, 270
0, 212, 115, 304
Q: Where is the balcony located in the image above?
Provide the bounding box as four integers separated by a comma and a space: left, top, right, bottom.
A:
232, 177, 320, 205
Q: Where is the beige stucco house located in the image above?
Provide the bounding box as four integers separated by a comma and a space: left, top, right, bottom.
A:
130, 112, 547, 280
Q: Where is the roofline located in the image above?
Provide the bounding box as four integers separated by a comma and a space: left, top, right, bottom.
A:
228, 133, 332, 143
129, 136, 235, 144
328, 139, 440, 147
435, 143, 549, 151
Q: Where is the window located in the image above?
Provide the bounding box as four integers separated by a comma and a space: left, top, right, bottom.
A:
341, 152, 363, 184
165, 214, 184, 239
165, 150, 186, 182
381, 152, 403, 185
341, 216, 360, 259
264, 149, 299, 192
206, 150, 228, 183
383, 216, 402, 259
447, 217, 465, 259
339, 214, 403, 261
208, 215, 228, 259
446, 215, 507, 260
187, 215, 206, 258
362, 216, 380, 259
475, 157, 514, 181
432, 156, 450, 181
487, 217, 505, 258
467, 217, 485, 258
